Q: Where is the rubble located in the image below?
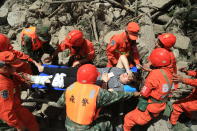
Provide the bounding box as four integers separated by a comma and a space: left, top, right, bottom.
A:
174, 33, 191, 50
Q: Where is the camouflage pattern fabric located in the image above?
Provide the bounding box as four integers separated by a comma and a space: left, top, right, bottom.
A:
22, 35, 55, 62
0, 120, 15, 131
57, 87, 135, 130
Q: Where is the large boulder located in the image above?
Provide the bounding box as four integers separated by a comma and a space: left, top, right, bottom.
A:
174, 34, 190, 49
7, 11, 27, 26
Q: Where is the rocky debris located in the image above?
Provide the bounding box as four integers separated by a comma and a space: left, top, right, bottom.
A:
7, 11, 27, 27
153, 24, 165, 34
0, 7, 8, 24
174, 33, 191, 50
0, 0, 196, 130
150, 0, 174, 9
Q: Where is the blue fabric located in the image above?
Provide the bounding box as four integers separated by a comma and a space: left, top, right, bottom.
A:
32, 64, 67, 91
123, 85, 137, 92
42, 64, 67, 68
130, 66, 138, 72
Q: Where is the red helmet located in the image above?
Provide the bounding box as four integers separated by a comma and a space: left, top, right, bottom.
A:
0, 34, 10, 51
149, 48, 171, 67
77, 64, 99, 84
158, 33, 176, 48
67, 30, 84, 47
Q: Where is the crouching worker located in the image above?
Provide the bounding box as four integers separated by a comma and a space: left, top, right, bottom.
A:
170, 69, 197, 127
0, 51, 39, 131
56, 64, 140, 131
124, 48, 174, 131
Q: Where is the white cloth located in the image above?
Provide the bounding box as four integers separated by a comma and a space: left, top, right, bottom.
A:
30, 75, 53, 85
51, 73, 67, 88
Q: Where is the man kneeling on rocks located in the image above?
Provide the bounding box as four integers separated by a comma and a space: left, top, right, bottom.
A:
124, 48, 174, 131
0, 51, 39, 131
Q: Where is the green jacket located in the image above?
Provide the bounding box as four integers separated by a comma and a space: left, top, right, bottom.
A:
57, 87, 135, 130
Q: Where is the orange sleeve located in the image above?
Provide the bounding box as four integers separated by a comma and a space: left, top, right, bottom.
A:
182, 78, 197, 87
57, 39, 70, 52
186, 70, 197, 77
12, 50, 33, 62
132, 45, 140, 65
140, 71, 158, 97
0, 79, 25, 129
106, 38, 119, 65
86, 40, 95, 60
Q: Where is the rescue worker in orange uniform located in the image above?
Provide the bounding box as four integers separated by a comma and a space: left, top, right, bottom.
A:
0, 51, 39, 131
144, 33, 179, 89
21, 25, 57, 63
106, 22, 141, 69
155, 33, 177, 74
57, 64, 140, 130
123, 48, 174, 131
170, 68, 197, 126
0, 33, 35, 74
46, 30, 95, 67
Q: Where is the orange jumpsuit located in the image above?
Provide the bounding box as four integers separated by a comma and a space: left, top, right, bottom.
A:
167, 50, 177, 74
106, 32, 140, 67
167, 49, 179, 90
58, 38, 95, 62
170, 70, 197, 125
0, 73, 39, 130
124, 68, 173, 131
2, 44, 33, 74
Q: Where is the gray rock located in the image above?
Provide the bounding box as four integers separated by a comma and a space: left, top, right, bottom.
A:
157, 14, 172, 24
0, 7, 8, 18
176, 61, 188, 71
21, 91, 28, 100
51, 36, 59, 46
150, 0, 173, 9
147, 118, 170, 131
42, 17, 52, 27
27, 17, 37, 24
58, 26, 67, 43
0, 7, 8, 24
1, 0, 16, 9
58, 16, 67, 24
7, 11, 27, 26
11, 3, 25, 12
174, 34, 190, 49
12, 40, 21, 51
40, 2, 52, 16
29, 0, 42, 10
153, 24, 165, 34
172, 49, 179, 59
7, 29, 16, 40
113, 9, 121, 19
121, 10, 127, 17
65, 13, 72, 25
105, 9, 114, 25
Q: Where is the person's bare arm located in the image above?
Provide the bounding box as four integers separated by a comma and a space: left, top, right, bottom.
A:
116, 55, 133, 77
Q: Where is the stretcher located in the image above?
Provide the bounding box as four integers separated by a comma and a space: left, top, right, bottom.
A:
32, 64, 67, 91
